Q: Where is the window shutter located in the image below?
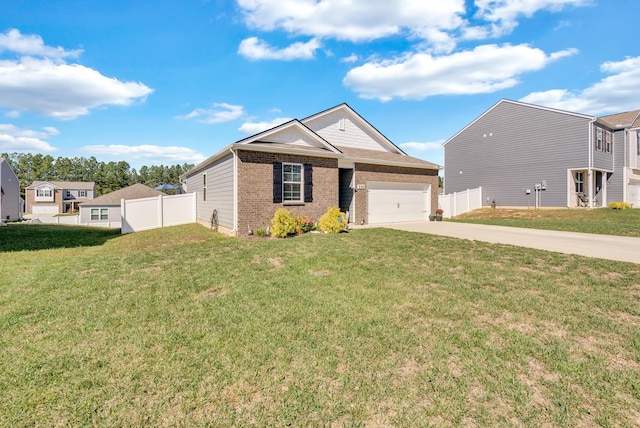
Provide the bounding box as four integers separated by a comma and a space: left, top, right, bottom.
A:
273, 162, 283, 203
304, 163, 313, 202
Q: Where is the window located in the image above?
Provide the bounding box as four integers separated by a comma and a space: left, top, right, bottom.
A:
203, 173, 207, 202
79, 190, 87, 197
637, 131, 640, 156
65, 190, 71, 198
575, 172, 584, 193
595, 128, 603, 151
604, 131, 612, 153
90, 208, 108, 221
36, 188, 52, 198
283, 163, 302, 202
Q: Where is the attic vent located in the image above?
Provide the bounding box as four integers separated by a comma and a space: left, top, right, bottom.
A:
339, 118, 345, 131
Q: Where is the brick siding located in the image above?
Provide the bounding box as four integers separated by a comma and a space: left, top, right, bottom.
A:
236, 150, 339, 234
353, 163, 439, 225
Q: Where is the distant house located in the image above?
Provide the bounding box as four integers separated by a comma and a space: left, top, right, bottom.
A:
443, 99, 640, 208
25, 181, 96, 215
79, 183, 164, 226
0, 157, 21, 221
181, 103, 440, 235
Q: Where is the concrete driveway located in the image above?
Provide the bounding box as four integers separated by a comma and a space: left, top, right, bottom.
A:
356, 221, 640, 264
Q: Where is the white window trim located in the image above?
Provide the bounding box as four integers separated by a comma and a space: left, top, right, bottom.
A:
282, 163, 303, 202
91, 208, 108, 221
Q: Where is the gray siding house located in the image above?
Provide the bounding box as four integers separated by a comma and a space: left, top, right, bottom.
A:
0, 157, 21, 221
444, 99, 640, 209
80, 183, 164, 226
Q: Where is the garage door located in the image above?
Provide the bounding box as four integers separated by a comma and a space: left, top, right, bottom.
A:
32, 205, 59, 215
367, 182, 430, 224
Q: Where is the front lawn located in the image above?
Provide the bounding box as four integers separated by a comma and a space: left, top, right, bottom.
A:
1, 223, 638, 426
450, 207, 640, 237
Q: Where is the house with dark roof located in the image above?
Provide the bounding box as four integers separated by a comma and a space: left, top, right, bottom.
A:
443, 99, 640, 209
0, 157, 21, 221
25, 181, 96, 215
181, 103, 441, 235
79, 183, 164, 226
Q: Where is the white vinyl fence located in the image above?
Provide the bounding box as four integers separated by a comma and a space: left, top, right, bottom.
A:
32, 216, 120, 228
438, 187, 483, 218
121, 193, 196, 234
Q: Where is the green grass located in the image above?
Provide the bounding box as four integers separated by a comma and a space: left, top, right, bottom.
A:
450, 208, 640, 237
1, 223, 639, 426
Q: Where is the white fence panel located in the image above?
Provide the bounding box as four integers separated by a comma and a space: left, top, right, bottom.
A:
438, 187, 483, 218
121, 193, 196, 234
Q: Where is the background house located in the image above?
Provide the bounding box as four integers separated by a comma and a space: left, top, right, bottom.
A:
0, 157, 21, 221
25, 181, 96, 216
443, 99, 640, 209
79, 183, 164, 226
182, 103, 440, 235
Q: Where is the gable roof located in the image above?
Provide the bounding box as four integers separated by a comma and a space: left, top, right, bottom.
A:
302, 103, 406, 155
27, 181, 95, 190
81, 183, 163, 206
597, 110, 640, 129
336, 145, 439, 169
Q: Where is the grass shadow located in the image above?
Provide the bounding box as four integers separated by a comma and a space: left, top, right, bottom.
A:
0, 223, 121, 252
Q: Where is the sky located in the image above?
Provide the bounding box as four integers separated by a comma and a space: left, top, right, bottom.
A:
1, 0, 639, 170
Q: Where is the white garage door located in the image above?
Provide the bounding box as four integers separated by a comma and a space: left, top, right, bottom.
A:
367, 182, 430, 224
32, 205, 59, 215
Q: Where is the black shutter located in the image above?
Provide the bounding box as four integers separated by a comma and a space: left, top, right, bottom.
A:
304, 163, 313, 202
273, 162, 283, 203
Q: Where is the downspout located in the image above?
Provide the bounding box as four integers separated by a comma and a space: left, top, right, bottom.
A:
588, 119, 595, 208
230, 147, 238, 235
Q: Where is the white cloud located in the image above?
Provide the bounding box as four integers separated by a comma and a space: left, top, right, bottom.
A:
341, 54, 359, 63
520, 55, 640, 115
176, 103, 244, 124
237, 0, 465, 49
473, 0, 590, 37
0, 124, 58, 152
81, 144, 206, 164
0, 29, 153, 120
400, 141, 445, 151
0, 28, 82, 60
343, 44, 577, 101
238, 117, 293, 135
238, 37, 321, 60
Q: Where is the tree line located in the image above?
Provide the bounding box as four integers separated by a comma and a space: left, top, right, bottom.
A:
1, 152, 194, 197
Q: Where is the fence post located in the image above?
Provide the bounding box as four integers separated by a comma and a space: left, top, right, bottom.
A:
158, 195, 163, 228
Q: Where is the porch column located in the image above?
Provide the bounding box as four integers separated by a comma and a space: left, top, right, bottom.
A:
587, 169, 594, 208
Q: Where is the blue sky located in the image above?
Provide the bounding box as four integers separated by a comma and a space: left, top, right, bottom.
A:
1, 0, 639, 169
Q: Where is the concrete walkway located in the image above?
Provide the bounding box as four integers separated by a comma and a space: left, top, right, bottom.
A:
355, 221, 640, 264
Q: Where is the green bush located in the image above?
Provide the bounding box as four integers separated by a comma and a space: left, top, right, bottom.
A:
271, 208, 297, 238
318, 206, 347, 234
254, 227, 269, 237
608, 201, 631, 210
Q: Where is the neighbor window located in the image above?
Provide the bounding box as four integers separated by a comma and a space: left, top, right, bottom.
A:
79, 190, 87, 197
283, 163, 302, 202
595, 128, 603, 151
604, 131, 612, 153
36, 188, 52, 198
575, 172, 584, 193
203, 173, 207, 202
91, 208, 108, 221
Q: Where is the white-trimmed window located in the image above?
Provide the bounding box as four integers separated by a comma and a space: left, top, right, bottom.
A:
283, 163, 302, 202
91, 208, 108, 221
575, 172, 584, 193
604, 131, 612, 153
595, 128, 603, 151
79, 190, 87, 197
203, 173, 207, 202
36, 188, 52, 197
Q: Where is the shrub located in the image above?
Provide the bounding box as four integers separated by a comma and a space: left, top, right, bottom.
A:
608, 201, 631, 210
318, 206, 347, 233
254, 227, 269, 237
271, 208, 297, 238
295, 216, 315, 234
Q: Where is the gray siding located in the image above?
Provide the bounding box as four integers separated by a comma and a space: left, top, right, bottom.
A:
592, 124, 614, 171
186, 154, 234, 229
0, 159, 21, 221
608, 130, 626, 202
444, 101, 592, 207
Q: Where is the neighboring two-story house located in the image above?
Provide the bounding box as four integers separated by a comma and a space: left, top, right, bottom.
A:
0, 157, 21, 221
443, 99, 640, 209
25, 181, 96, 215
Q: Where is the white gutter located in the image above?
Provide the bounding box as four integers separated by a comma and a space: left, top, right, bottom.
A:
588, 119, 595, 208
230, 147, 238, 235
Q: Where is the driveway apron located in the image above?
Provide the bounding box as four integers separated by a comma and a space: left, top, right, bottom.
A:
356, 221, 640, 264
